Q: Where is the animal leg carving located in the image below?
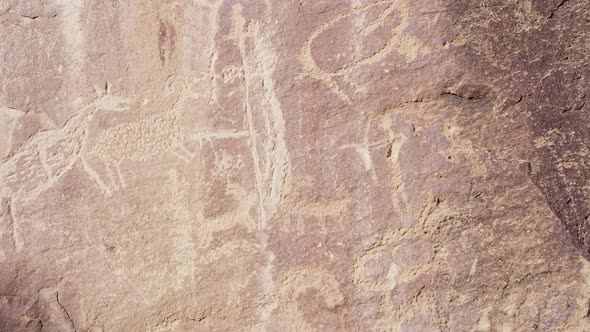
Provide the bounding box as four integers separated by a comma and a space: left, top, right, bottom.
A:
81, 157, 114, 197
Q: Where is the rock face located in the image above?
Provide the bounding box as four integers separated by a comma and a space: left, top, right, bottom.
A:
1, 0, 590, 330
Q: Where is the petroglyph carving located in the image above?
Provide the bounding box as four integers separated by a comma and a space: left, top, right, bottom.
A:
198, 185, 258, 249
0, 107, 24, 159
268, 267, 344, 331
279, 192, 351, 235
235, 12, 292, 222
80, 77, 193, 196
0, 87, 130, 251
200, 240, 258, 266
338, 118, 396, 181
353, 197, 470, 328
233, 3, 292, 323
299, 0, 426, 102
0, 198, 19, 254
4, 0, 590, 330
189, 129, 249, 146
81, 76, 250, 197
0, 87, 128, 201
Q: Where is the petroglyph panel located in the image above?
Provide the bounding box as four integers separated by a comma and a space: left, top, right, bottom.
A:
2, 0, 590, 330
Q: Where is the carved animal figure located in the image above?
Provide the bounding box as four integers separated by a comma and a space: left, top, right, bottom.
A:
81, 76, 249, 196
80, 77, 197, 196
0, 87, 130, 252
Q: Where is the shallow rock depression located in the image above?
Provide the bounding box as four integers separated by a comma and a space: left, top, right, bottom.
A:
2, 0, 590, 331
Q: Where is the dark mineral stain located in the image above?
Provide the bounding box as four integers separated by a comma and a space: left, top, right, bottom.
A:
158, 19, 176, 65
455, 0, 590, 260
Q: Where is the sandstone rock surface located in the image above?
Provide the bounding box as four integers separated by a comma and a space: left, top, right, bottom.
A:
2, 0, 590, 331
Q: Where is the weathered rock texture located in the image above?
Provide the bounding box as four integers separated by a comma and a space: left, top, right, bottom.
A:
1, 0, 590, 331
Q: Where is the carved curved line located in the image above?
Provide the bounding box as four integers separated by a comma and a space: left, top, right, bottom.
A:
300, 0, 421, 102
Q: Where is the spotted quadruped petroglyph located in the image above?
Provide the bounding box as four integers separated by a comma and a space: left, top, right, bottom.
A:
81, 76, 250, 197
80, 77, 194, 196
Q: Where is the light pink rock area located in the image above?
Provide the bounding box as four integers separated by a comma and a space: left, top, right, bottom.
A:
2, 0, 590, 331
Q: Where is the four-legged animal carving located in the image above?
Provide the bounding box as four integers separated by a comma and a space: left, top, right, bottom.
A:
81, 76, 249, 197
80, 77, 195, 196
0, 88, 130, 252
